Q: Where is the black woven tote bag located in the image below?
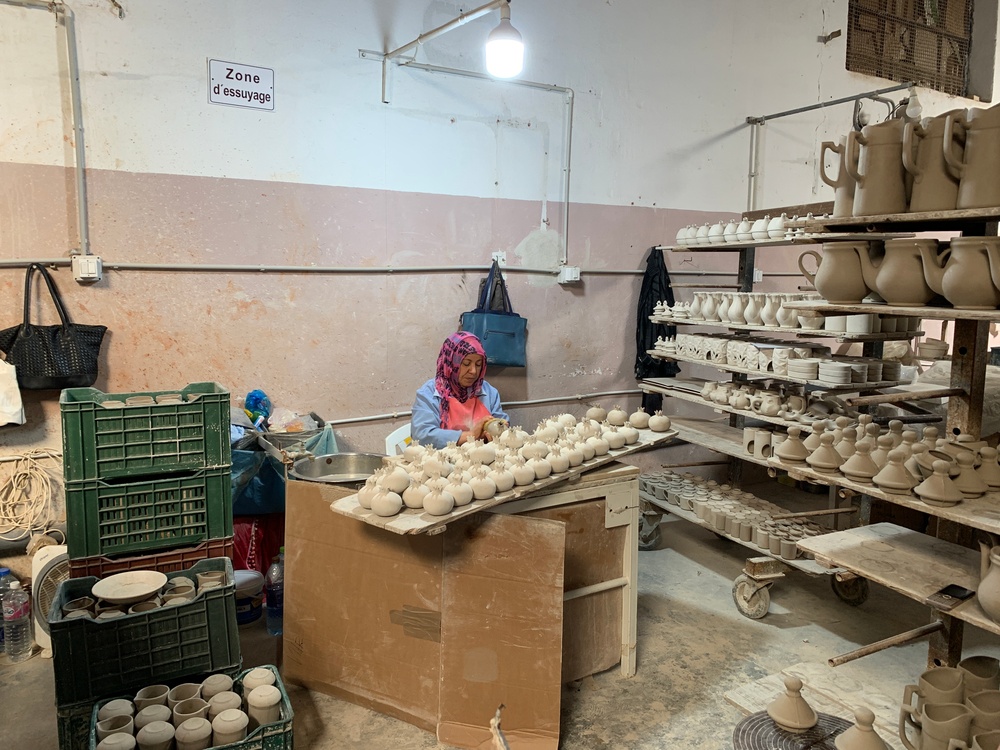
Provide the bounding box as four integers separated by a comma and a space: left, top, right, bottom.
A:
0, 264, 107, 389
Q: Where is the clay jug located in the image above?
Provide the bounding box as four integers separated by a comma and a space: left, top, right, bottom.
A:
798, 243, 870, 304
979, 542, 1000, 622
728, 293, 747, 325
820, 136, 858, 217
921, 238, 1000, 310
846, 119, 908, 216
717, 293, 732, 323
745, 293, 763, 326
776, 294, 800, 328
945, 105, 1000, 209
760, 295, 779, 327
856, 238, 938, 306
904, 111, 964, 212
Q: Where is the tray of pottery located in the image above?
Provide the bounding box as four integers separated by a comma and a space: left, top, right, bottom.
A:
329, 428, 677, 535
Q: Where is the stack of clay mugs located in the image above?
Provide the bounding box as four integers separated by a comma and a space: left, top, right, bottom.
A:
899, 657, 1000, 750
94, 667, 283, 750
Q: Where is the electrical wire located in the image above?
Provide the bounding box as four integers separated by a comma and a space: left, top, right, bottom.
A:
0, 448, 64, 542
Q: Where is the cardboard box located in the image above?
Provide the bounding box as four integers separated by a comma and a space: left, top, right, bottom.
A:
283, 480, 567, 749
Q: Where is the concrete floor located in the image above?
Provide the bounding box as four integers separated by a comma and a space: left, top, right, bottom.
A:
3, 496, 1000, 749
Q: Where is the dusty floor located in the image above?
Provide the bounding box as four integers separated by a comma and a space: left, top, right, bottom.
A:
3, 493, 999, 749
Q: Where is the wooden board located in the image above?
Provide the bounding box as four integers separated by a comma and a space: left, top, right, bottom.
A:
648, 316, 922, 342
788, 205, 1000, 232
328, 429, 676, 535
783, 300, 1000, 323
669, 416, 771, 468
768, 455, 1000, 536
647, 350, 907, 392
724, 662, 904, 750
796, 523, 1000, 638
640, 380, 803, 430
657, 233, 914, 253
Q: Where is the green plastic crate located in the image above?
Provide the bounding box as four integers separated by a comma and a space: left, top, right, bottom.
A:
89, 664, 293, 750
60, 382, 231, 483
49, 558, 241, 706
66, 466, 233, 559
57, 700, 93, 750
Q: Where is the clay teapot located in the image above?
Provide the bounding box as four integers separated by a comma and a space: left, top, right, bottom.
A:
820, 135, 858, 217
920, 237, 1000, 309
904, 110, 964, 212
979, 540, 1000, 623
945, 105, 1000, 209
846, 119, 908, 216
856, 238, 938, 307
798, 243, 870, 304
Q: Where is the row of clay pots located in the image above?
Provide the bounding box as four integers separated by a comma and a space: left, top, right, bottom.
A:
641, 471, 827, 561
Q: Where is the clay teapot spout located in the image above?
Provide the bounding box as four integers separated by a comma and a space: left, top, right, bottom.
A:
854, 244, 881, 294
982, 539, 997, 582
919, 242, 947, 295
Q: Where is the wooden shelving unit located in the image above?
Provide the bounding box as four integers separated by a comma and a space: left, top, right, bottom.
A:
657, 232, 914, 253
649, 315, 923, 343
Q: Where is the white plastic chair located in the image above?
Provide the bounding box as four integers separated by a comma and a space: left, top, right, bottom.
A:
385, 423, 412, 456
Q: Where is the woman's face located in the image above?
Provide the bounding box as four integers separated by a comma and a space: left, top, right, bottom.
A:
456, 354, 484, 388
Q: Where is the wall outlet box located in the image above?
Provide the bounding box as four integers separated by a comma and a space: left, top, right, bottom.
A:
753, 268, 763, 284
491, 251, 507, 266
72, 254, 102, 282
558, 266, 581, 284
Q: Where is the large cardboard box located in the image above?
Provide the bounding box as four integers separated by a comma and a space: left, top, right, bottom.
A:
284, 480, 568, 749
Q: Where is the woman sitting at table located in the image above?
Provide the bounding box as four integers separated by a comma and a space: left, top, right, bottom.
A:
411, 332, 509, 449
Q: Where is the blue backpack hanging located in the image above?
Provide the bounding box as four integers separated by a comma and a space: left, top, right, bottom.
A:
460, 260, 527, 367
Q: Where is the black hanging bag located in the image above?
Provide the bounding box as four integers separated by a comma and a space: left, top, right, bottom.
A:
0, 264, 108, 389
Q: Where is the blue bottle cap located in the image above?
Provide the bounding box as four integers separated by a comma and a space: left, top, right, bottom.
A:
0, 568, 10, 576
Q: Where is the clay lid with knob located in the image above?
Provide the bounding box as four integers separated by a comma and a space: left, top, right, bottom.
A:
834, 707, 888, 750
767, 675, 818, 733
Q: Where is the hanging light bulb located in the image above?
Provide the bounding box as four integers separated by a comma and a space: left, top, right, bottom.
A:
905, 87, 923, 120
485, 2, 523, 78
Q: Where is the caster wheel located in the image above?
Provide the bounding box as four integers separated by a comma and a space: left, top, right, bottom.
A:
732, 574, 770, 619
831, 576, 869, 606
639, 522, 662, 551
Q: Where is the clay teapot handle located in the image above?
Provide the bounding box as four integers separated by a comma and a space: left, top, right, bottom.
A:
902, 122, 922, 177
844, 130, 864, 185
898, 702, 920, 750
943, 112, 967, 179
819, 141, 841, 188
797, 250, 820, 286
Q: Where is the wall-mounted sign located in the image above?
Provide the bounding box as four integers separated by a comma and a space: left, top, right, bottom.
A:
209, 59, 274, 111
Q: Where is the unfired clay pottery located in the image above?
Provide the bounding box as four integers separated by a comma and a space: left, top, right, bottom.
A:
914, 460, 965, 507
751, 216, 771, 241
212, 708, 250, 746
945, 105, 1000, 209
247, 684, 282, 729
99, 699, 136, 721
799, 244, 871, 304
978, 447, 1000, 489
628, 407, 650, 429
967, 690, 1000, 737
955, 452, 989, 498
835, 706, 889, 750
921, 237, 1000, 310
875, 450, 918, 495
767, 675, 818, 734
648, 411, 671, 432
820, 136, 858, 217
922, 426, 940, 452
173, 698, 209, 727
174, 717, 213, 750
835, 427, 858, 461
979, 543, 1000, 623
134, 685, 169, 710
135, 720, 174, 750
370, 488, 403, 517
857, 239, 938, 306
97, 715, 134, 742
201, 674, 234, 701
900, 702, 973, 750
775, 426, 809, 465
960, 656, 1000, 699
803, 420, 829, 452
846, 118, 908, 216
841, 443, 879, 485
806, 433, 844, 475
207, 691, 242, 721
97, 736, 136, 750
870, 435, 895, 470
135, 704, 173, 731
904, 111, 964, 213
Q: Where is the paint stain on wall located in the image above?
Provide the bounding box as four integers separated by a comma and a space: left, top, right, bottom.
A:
513, 226, 562, 287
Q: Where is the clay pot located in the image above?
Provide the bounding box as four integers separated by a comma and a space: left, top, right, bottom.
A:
955, 453, 989, 498
201, 674, 234, 701
135, 705, 173, 731
135, 720, 174, 750
767, 675, 817, 733
174, 717, 213, 750
945, 105, 1000, 209
247, 685, 282, 729
207, 691, 243, 721
979, 543, 1000, 623
915, 460, 965, 507
806, 433, 844, 475
899, 702, 972, 750
134, 685, 169, 710
961, 656, 1000, 700
841, 443, 879, 485
820, 136, 858, 217
921, 237, 1000, 310
904, 111, 964, 213
835, 706, 888, 750
99, 699, 136, 721
857, 239, 939, 307
96, 715, 134, 742
846, 119, 908, 216
874, 450, 917, 495
978, 447, 1000, 489
212, 708, 250, 746
799, 244, 870, 304
97, 735, 136, 750
172, 698, 210, 728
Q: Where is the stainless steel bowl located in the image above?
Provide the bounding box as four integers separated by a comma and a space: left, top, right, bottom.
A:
289, 452, 386, 486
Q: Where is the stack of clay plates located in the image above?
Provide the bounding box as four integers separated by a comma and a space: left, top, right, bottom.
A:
817, 361, 853, 386
881, 361, 902, 381
786, 358, 820, 381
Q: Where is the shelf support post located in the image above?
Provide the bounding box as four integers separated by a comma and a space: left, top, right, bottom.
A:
947, 319, 989, 439
927, 611, 964, 668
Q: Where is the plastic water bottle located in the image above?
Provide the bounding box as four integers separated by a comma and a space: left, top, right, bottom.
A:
265, 547, 284, 636
0, 567, 12, 651
3, 581, 32, 662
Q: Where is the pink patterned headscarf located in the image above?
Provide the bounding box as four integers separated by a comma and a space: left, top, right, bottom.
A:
435, 332, 486, 428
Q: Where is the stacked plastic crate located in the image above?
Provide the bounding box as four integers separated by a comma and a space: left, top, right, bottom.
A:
54, 382, 241, 750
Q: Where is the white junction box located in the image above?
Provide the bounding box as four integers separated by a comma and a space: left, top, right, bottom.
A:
558, 266, 581, 284
72, 255, 103, 282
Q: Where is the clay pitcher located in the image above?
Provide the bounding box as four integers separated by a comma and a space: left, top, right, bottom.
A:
820, 135, 857, 217
920, 238, 1000, 310
798, 243, 870, 304
856, 238, 938, 306
846, 119, 908, 216
945, 105, 1000, 209
904, 111, 964, 212
979, 541, 1000, 622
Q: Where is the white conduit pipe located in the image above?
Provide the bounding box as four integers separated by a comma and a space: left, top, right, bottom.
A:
323, 388, 643, 428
